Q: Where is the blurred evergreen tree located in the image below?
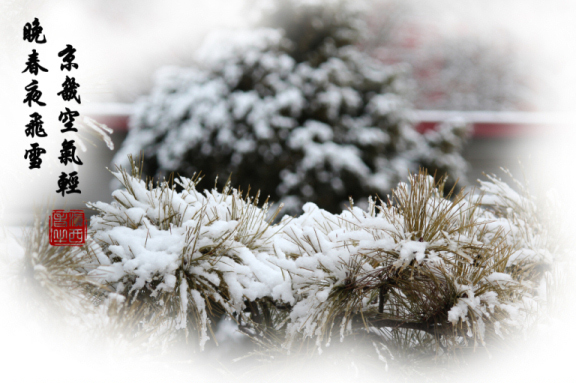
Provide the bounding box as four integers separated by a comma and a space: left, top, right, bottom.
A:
115, 0, 470, 214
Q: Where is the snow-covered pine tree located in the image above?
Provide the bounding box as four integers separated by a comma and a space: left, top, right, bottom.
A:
18, 162, 561, 367
114, 0, 470, 214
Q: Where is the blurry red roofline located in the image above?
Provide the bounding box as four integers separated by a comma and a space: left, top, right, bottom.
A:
85, 103, 576, 139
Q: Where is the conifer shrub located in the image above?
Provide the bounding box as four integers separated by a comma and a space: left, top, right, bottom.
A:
14, 159, 561, 367
114, 0, 470, 214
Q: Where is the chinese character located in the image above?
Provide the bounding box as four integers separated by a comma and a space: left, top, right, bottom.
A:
51, 210, 68, 228
58, 108, 80, 132
23, 79, 46, 107
57, 76, 81, 103
25, 112, 47, 138
24, 142, 46, 169
68, 210, 85, 227
49, 209, 87, 246
68, 228, 86, 244
22, 49, 48, 75
58, 139, 83, 165
58, 45, 78, 71
51, 228, 68, 244
23, 18, 46, 44
56, 171, 81, 196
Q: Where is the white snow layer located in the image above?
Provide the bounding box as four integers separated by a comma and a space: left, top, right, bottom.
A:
85, 171, 553, 348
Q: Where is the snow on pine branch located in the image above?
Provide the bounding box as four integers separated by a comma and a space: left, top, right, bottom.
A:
13, 161, 563, 361
87, 160, 291, 349
273, 172, 545, 352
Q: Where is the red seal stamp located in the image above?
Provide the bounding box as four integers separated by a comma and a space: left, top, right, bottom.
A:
49, 209, 87, 246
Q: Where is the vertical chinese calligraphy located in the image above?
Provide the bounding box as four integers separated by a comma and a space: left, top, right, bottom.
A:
22, 18, 48, 170
57, 42, 82, 195
21, 18, 84, 194
20, 18, 89, 247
